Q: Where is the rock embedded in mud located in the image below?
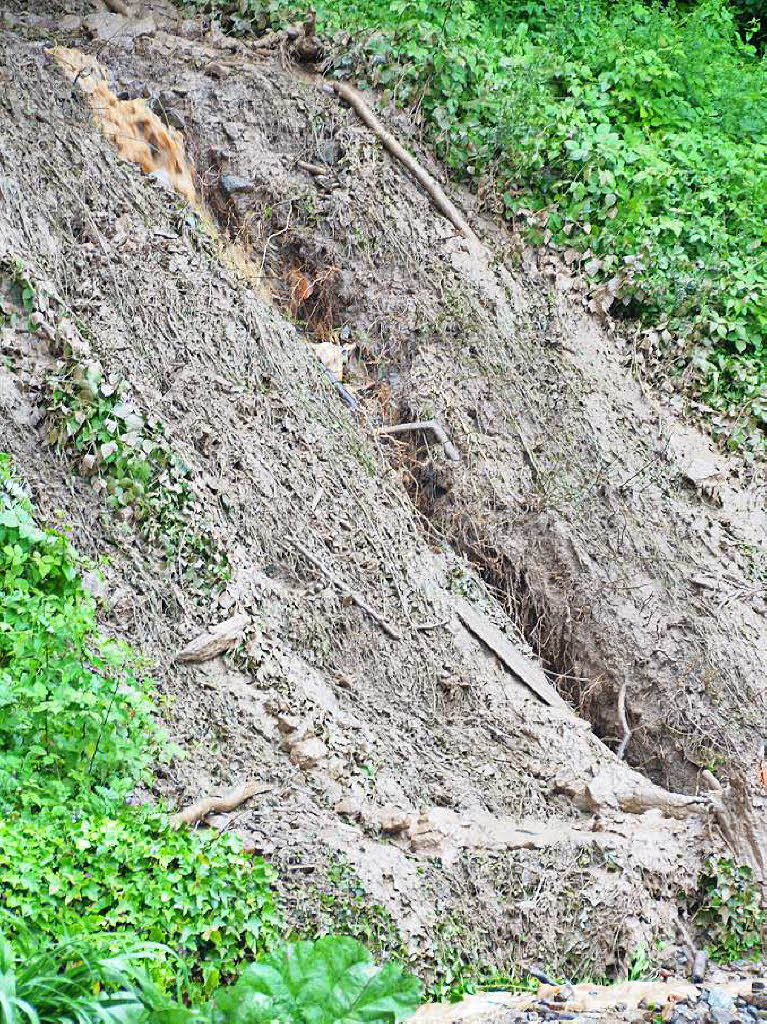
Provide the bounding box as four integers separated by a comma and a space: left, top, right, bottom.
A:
220, 174, 256, 198
289, 736, 328, 769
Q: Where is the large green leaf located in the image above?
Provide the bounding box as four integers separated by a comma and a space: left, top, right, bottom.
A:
211, 938, 422, 1024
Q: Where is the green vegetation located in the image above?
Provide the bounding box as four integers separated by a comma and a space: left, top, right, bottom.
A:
0, 931, 421, 1024
0, 925, 191, 1024
0, 455, 278, 992
0, 456, 422, 1019
185, 0, 765, 451
210, 936, 422, 1023
693, 856, 764, 962
43, 362, 229, 591
1, 258, 228, 591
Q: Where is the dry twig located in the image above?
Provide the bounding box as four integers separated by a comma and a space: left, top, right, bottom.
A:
328, 81, 486, 256
291, 539, 402, 640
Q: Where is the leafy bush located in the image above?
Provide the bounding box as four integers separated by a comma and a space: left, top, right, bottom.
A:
184, 0, 766, 449
210, 937, 422, 1024
0, 455, 158, 809
0, 456, 279, 991
694, 856, 764, 962
0, 807, 280, 994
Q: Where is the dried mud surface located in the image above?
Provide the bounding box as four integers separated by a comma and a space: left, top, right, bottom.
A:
0, 0, 764, 983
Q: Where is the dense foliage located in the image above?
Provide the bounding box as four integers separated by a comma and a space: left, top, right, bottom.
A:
0, 455, 279, 991
0, 931, 421, 1024
186, 0, 766, 451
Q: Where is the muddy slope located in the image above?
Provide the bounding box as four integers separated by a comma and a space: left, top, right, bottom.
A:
0, 0, 764, 982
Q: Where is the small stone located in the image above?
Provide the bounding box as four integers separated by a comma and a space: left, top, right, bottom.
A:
219, 174, 254, 198
707, 988, 737, 1024
377, 807, 411, 834
206, 62, 229, 79
289, 737, 327, 770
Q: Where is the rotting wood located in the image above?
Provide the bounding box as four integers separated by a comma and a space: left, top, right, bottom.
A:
328, 81, 486, 257
171, 780, 271, 828
377, 420, 460, 462
296, 159, 327, 176
291, 539, 403, 641
175, 612, 250, 664
452, 593, 569, 711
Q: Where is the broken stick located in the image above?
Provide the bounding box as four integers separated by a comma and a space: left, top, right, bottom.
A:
171, 780, 270, 828
452, 593, 569, 711
616, 681, 632, 759
377, 420, 460, 462
328, 81, 486, 256
291, 539, 402, 641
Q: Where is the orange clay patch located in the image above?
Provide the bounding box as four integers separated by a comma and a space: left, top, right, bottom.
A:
50, 46, 197, 204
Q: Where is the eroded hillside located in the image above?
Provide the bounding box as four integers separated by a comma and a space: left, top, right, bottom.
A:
0, 0, 764, 987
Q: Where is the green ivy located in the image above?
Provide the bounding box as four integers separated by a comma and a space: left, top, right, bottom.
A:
694, 857, 764, 962
0, 806, 280, 994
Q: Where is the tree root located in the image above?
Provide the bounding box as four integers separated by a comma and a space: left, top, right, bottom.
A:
171, 780, 270, 828
376, 419, 460, 462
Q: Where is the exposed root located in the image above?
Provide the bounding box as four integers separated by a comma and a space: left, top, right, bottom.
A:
377, 420, 460, 462
171, 780, 271, 828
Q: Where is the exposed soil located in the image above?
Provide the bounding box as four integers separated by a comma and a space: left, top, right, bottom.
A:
0, 0, 764, 987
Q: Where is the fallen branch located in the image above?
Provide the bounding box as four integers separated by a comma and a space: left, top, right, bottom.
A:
328, 81, 486, 256
171, 780, 270, 828
291, 539, 402, 641
376, 420, 460, 462
615, 681, 631, 759
452, 594, 569, 711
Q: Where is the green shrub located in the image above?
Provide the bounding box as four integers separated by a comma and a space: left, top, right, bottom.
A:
0, 456, 279, 992
0, 807, 279, 994
694, 857, 764, 962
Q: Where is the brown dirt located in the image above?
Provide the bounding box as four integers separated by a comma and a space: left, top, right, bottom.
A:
0, 0, 764, 985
